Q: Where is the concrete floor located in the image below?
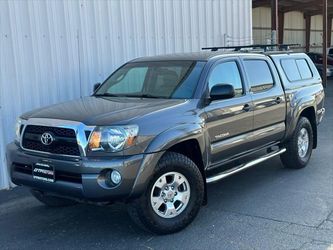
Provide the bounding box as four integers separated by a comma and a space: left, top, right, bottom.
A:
0, 83, 332, 250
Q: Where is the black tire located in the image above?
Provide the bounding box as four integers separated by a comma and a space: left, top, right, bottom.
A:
281, 117, 314, 169
127, 152, 204, 235
31, 189, 77, 207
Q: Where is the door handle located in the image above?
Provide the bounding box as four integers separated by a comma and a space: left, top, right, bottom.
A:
275, 97, 282, 104
242, 104, 251, 112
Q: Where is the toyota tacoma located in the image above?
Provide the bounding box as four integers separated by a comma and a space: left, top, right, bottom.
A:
7, 48, 325, 234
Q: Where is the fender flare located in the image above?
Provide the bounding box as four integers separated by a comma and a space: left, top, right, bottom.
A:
285, 94, 317, 142
145, 123, 206, 155
129, 124, 207, 198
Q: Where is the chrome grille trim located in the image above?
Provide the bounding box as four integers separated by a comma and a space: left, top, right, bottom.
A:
19, 118, 95, 158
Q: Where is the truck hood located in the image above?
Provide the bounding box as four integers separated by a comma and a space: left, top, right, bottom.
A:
21, 96, 188, 126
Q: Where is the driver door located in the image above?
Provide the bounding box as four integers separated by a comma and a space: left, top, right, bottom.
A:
204, 59, 254, 166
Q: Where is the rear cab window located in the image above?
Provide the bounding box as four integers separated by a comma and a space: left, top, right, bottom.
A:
296, 59, 313, 79
265, 53, 320, 90
281, 58, 313, 82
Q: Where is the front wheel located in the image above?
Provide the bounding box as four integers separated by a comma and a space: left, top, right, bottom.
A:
281, 117, 314, 169
128, 152, 204, 234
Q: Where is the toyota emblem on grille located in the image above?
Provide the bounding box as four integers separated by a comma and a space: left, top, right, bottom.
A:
40, 132, 54, 146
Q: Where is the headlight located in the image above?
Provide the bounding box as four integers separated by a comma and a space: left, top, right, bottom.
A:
88, 125, 139, 152
15, 118, 24, 142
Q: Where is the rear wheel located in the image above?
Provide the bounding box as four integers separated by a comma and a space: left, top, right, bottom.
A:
128, 152, 204, 234
31, 189, 77, 207
281, 117, 313, 169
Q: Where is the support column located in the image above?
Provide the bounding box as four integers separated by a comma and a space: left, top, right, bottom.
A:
278, 12, 284, 44
271, 0, 279, 44
323, 0, 328, 87
328, 15, 332, 48
305, 15, 311, 52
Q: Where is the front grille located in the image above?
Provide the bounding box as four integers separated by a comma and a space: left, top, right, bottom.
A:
24, 125, 76, 137
22, 125, 80, 156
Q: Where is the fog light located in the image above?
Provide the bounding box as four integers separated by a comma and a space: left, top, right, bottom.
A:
110, 170, 122, 185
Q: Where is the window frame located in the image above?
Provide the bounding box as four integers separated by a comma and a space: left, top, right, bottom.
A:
280, 58, 313, 83
243, 58, 276, 94
205, 58, 246, 101
295, 58, 313, 80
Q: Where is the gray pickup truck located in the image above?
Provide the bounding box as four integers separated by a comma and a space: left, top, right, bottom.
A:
7, 49, 325, 234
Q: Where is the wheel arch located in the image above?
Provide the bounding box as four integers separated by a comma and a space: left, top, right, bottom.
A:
130, 125, 208, 200
166, 139, 208, 205
285, 98, 318, 149
299, 106, 317, 149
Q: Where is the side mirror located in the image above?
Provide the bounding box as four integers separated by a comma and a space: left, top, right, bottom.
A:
210, 84, 235, 101
93, 83, 101, 93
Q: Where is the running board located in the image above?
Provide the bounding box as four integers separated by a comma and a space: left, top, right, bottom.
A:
206, 148, 286, 184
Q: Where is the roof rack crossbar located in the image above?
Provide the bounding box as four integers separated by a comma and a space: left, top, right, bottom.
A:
202, 44, 300, 52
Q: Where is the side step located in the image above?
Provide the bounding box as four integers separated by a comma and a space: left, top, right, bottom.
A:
206, 148, 286, 184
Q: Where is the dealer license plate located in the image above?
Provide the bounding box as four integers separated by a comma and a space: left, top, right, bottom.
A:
32, 163, 55, 183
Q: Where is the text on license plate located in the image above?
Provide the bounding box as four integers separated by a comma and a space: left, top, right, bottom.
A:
32, 163, 55, 183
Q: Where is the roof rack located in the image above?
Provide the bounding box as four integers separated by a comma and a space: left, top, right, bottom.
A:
202, 44, 300, 52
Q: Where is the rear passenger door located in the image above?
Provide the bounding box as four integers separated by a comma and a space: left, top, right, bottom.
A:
242, 57, 286, 147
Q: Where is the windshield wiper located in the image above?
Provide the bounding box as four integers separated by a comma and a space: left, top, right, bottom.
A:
94, 93, 168, 99
94, 93, 122, 97
123, 94, 168, 99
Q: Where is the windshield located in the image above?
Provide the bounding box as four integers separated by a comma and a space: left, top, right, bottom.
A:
95, 61, 205, 99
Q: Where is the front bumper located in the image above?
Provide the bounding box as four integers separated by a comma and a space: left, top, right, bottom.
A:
6, 142, 160, 202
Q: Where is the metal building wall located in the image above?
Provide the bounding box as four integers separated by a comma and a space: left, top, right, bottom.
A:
0, 0, 252, 189
253, 7, 333, 52
284, 11, 306, 49
310, 15, 325, 52
252, 7, 272, 44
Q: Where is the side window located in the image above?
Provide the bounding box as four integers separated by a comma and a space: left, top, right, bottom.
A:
296, 59, 313, 79
108, 67, 148, 94
281, 59, 301, 81
243, 60, 274, 93
208, 61, 243, 97
281, 59, 313, 82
